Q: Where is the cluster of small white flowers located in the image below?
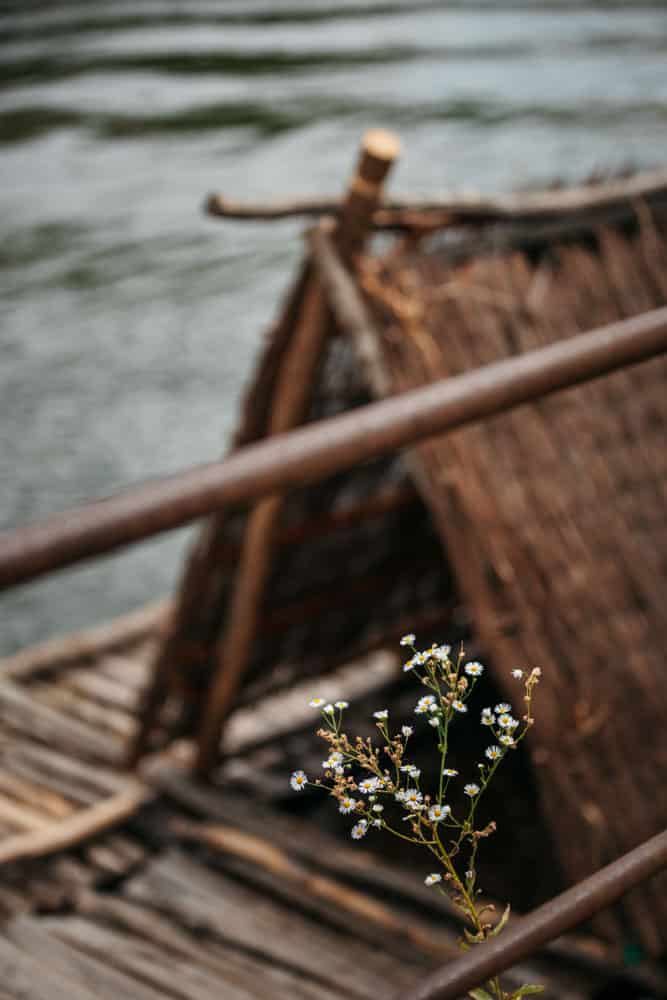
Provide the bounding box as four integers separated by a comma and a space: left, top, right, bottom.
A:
292, 634, 541, 965
415, 694, 436, 714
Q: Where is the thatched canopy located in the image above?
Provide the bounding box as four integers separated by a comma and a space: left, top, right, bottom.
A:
132, 165, 667, 955
359, 205, 667, 954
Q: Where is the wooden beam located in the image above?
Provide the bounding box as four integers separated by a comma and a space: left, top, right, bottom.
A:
0, 781, 151, 866
206, 166, 667, 228
194, 129, 401, 773
0, 306, 666, 594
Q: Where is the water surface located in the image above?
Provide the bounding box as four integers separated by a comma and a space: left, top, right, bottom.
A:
2, 0, 667, 654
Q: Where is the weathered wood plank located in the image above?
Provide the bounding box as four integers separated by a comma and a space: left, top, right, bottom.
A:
0, 681, 120, 765
6, 917, 165, 1000
125, 849, 422, 998
0, 932, 97, 1000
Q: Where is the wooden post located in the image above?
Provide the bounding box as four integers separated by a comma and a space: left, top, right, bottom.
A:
194, 129, 400, 773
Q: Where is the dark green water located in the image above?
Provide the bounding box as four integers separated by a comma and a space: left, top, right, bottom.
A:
2, 0, 667, 654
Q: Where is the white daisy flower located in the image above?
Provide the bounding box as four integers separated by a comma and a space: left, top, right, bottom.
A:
485, 745, 503, 761
425, 873, 442, 886
511, 669, 524, 679
323, 703, 335, 715
334, 700, 349, 709
351, 820, 368, 840
415, 652, 428, 665
498, 714, 518, 730
322, 751, 344, 769
403, 657, 416, 673
358, 777, 380, 795
464, 783, 480, 797
373, 709, 388, 720
452, 700, 468, 713
309, 698, 325, 708
400, 634, 416, 646
394, 789, 407, 803
372, 818, 382, 828
402, 788, 423, 809
372, 804, 384, 813
465, 661, 484, 677
499, 733, 515, 747
290, 770, 308, 792
428, 804, 451, 822
434, 644, 451, 661
415, 695, 436, 714
401, 725, 414, 737
495, 703, 512, 715
339, 796, 357, 814
443, 768, 458, 777
428, 717, 440, 728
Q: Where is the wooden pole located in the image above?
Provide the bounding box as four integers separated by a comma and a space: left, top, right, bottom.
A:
206, 165, 667, 228
0, 306, 666, 594
401, 829, 667, 1000
193, 129, 401, 774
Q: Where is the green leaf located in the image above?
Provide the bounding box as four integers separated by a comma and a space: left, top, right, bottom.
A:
468, 990, 493, 1000
489, 903, 511, 938
509, 986, 545, 998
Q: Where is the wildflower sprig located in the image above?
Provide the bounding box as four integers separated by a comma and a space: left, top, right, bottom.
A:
291, 638, 543, 1000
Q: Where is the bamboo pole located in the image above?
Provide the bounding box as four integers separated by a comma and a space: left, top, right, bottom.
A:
0, 781, 151, 866
194, 129, 401, 773
401, 829, 667, 1000
0, 307, 666, 595
128, 259, 318, 766
206, 166, 667, 227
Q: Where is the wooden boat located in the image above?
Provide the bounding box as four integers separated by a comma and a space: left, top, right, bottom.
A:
0, 130, 666, 998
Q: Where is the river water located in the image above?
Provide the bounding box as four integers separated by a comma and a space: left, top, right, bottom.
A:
1, 1, 667, 655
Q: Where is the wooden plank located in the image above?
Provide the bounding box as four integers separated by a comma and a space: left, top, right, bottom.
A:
75, 892, 343, 1000
0, 780, 151, 865
124, 849, 424, 998
0, 932, 97, 1000
6, 917, 165, 1000
0, 681, 120, 765
0, 600, 169, 681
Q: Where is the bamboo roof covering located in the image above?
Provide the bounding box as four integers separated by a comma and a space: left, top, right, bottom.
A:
358, 207, 667, 955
